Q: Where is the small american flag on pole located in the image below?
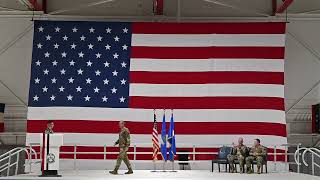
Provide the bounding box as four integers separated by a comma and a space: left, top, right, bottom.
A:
152, 110, 160, 160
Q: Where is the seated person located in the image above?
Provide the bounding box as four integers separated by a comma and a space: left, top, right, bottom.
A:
246, 139, 267, 174
227, 137, 248, 173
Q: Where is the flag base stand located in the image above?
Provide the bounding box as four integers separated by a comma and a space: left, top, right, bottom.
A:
150, 160, 163, 172
168, 161, 177, 172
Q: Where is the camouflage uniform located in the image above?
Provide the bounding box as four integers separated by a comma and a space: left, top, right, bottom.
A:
112, 127, 132, 173
246, 145, 266, 174
227, 145, 248, 173
44, 128, 53, 134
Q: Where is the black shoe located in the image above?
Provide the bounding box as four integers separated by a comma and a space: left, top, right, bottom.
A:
109, 170, 118, 175
125, 169, 133, 174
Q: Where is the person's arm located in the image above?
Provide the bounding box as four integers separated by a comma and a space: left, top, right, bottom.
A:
260, 146, 267, 157
126, 130, 131, 147
249, 147, 254, 156
114, 139, 119, 146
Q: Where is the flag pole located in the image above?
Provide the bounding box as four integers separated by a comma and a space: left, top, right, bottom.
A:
151, 109, 157, 172
170, 109, 177, 172
162, 109, 166, 172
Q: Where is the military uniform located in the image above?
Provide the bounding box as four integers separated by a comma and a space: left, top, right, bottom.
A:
110, 127, 132, 174
44, 128, 53, 134
227, 144, 248, 173
246, 145, 266, 174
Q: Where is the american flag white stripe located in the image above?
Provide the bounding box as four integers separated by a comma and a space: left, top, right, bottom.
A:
129, 84, 284, 97
131, 34, 285, 47
26, 133, 288, 147
27, 107, 285, 124
130, 58, 284, 72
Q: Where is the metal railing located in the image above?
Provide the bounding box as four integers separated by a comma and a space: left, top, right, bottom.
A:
27, 143, 300, 172
294, 147, 320, 175
0, 147, 37, 176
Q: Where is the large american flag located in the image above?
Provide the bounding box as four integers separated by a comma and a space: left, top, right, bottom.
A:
27, 21, 286, 163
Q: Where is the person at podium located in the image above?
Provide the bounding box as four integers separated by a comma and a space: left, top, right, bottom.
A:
45, 120, 54, 134
109, 120, 133, 175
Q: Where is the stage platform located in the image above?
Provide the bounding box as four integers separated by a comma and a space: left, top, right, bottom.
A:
1, 170, 319, 180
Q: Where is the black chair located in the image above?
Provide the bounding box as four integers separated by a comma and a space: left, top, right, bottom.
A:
211, 146, 233, 172
178, 150, 190, 170
251, 148, 268, 173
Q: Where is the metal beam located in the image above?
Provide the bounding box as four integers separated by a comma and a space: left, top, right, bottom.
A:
203, 0, 271, 17
177, 0, 181, 21
0, 6, 24, 11
154, 0, 163, 15
42, 0, 47, 14
272, 0, 277, 16
296, 9, 320, 15
276, 0, 294, 14
28, 0, 43, 11
49, 0, 115, 15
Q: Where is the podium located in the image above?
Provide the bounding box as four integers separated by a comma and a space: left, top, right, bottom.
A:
39, 133, 63, 177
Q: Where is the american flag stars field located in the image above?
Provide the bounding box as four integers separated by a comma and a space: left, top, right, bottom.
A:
30, 21, 132, 108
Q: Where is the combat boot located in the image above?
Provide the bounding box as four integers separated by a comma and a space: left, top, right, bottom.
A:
229, 165, 234, 173
257, 166, 261, 174
125, 169, 133, 174
247, 167, 253, 174
240, 166, 244, 174
109, 170, 118, 175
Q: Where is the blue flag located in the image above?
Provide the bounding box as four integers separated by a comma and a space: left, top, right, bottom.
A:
160, 112, 167, 161
168, 112, 176, 161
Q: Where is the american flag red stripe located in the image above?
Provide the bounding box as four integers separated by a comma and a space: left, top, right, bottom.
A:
27, 22, 287, 167
26, 120, 286, 137
130, 71, 284, 84
131, 47, 285, 59
129, 97, 285, 110
132, 22, 286, 34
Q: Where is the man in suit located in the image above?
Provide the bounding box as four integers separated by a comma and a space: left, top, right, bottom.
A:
109, 120, 133, 175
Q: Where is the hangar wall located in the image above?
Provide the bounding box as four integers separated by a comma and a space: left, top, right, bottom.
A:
0, 17, 320, 146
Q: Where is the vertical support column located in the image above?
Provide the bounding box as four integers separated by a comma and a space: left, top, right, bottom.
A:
104, 145, 106, 160
29, 145, 32, 173
272, 0, 277, 15
285, 145, 288, 171
311, 153, 315, 175
42, 0, 47, 13
133, 145, 137, 170
154, 0, 164, 15
7, 152, 11, 176
15, 153, 20, 176
273, 145, 277, 172
297, 144, 300, 173
0, 103, 4, 133
73, 145, 77, 171
193, 145, 195, 161
177, 0, 181, 22
134, 145, 137, 161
